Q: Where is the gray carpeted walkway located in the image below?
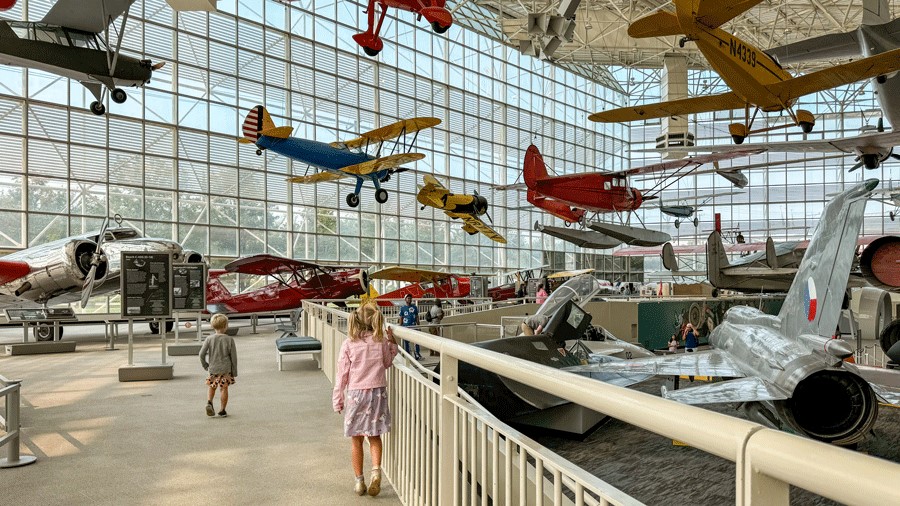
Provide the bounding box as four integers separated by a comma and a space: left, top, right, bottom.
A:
0, 325, 401, 506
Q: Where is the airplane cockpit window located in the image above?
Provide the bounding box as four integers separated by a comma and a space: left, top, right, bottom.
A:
66, 31, 100, 50
419, 282, 434, 291
9, 22, 29, 39
603, 181, 611, 190
451, 277, 458, 292
32, 24, 65, 44
106, 229, 141, 241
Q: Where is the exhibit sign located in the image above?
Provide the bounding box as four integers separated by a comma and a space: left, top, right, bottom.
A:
120, 252, 173, 319
173, 264, 207, 311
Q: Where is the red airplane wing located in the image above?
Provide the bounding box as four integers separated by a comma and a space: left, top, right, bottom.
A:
0, 260, 30, 285
610, 150, 762, 177
223, 254, 321, 276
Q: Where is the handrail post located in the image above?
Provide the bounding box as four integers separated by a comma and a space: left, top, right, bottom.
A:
438, 352, 458, 505
1, 378, 37, 468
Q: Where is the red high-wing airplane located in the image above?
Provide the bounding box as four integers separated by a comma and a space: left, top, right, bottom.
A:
205, 254, 368, 314
519, 144, 760, 224
354, 0, 452, 56
369, 266, 474, 306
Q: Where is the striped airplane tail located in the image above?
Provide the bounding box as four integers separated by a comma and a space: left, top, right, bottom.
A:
240, 105, 292, 143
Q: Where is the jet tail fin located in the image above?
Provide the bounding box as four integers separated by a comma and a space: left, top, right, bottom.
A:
705, 231, 730, 288
241, 105, 277, 143
778, 179, 878, 339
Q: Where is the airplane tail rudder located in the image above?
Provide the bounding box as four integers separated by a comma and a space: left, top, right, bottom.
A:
628, 10, 683, 39
661, 243, 678, 272
240, 105, 277, 143
705, 231, 730, 287
523, 144, 549, 188
778, 179, 878, 339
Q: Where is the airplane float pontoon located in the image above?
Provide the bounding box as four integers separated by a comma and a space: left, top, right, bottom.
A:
0, 0, 166, 115
240, 105, 439, 208
590, 0, 900, 145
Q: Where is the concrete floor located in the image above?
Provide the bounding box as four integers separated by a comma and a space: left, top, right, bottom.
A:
0, 323, 401, 506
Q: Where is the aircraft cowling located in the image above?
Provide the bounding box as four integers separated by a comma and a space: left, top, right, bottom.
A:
774, 369, 879, 446
859, 236, 900, 290
626, 188, 644, 209
10, 240, 109, 303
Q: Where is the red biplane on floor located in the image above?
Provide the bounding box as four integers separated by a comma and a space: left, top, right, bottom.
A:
206, 254, 368, 313
353, 0, 453, 56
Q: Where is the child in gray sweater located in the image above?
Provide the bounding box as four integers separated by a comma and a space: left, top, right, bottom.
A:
200, 313, 238, 417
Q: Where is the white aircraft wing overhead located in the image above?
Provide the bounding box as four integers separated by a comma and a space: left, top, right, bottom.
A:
566, 349, 746, 378
41, 0, 137, 33
659, 130, 900, 157
662, 377, 791, 405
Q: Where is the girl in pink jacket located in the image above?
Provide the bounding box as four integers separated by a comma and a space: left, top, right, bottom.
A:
332, 302, 398, 497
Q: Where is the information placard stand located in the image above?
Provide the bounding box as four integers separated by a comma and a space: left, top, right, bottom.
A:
168, 264, 207, 357
118, 252, 175, 382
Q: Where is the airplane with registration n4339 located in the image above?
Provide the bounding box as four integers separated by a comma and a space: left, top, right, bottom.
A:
590, 0, 900, 145
240, 105, 439, 209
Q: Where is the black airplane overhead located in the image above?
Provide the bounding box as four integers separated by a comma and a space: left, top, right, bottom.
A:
0, 0, 164, 115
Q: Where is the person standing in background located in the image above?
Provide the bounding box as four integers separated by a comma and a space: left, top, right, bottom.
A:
398, 294, 421, 359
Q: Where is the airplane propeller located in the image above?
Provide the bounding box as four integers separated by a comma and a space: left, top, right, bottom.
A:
80, 217, 110, 309
473, 190, 494, 224
152, 61, 166, 71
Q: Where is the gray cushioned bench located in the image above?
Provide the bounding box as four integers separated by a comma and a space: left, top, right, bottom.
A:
276, 336, 322, 371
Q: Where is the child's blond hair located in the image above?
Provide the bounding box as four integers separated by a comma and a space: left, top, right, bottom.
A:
348, 302, 385, 342
211, 313, 228, 333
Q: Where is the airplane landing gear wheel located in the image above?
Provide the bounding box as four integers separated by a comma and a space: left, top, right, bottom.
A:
256, 149, 263, 156
711, 288, 719, 298
90, 101, 106, 116
674, 219, 681, 229
363, 46, 381, 57
149, 321, 174, 334
890, 211, 896, 221
564, 220, 571, 228
375, 188, 389, 203
693, 217, 699, 227
34, 324, 63, 341
431, 21, 449, 33
731, 134, 745, 144
800, 121, 814, 134
111, 88, 127, 104
346, 193, 360, 207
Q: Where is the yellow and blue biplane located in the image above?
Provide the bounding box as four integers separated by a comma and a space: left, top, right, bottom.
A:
240, 105, 440, 207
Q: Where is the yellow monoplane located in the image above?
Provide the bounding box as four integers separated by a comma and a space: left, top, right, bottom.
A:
589, 0, 900, 144
416, 175, 506, 243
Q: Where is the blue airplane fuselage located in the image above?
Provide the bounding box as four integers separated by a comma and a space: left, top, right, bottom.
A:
256, 136, 374, 172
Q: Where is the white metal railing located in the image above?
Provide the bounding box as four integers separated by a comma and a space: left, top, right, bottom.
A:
0, 375, 36, 468
302, 300, 900, 505
854, 345, 888, 368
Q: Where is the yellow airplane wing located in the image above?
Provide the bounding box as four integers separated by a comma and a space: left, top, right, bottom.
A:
286, 172, 347, 184
768, 47, 900, 105
589, 92, 745, 123
341, 152, 425, 176
449, 212, 507, 244
547, 268, 595, 279
695, 0, 765, 30
416, 175, 449, 210
335, 117, 441, 150
369, 266, 453, 283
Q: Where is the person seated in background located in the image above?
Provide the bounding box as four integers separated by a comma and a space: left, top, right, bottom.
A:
520, 314, 550, 336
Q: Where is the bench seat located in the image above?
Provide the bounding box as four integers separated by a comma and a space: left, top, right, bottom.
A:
276, 336, 322, 371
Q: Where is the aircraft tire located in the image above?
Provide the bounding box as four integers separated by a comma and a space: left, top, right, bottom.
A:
347, 193, 360, 207
363, 46, 381, 57
877, 74, 887, 84
256, 149, 263, 156
674, 219, 680, 229
890, 212, 896, 221
149, 321, 174, 334
375, 189, 389, 203
800, 121, 814, 134
90, 101, 106, 115
34, 324, 62, 341
711, 288, 719, 298
731, 134, 745, 144
111, 88, 127, 104
693, 217, 699, 227
431, 21, 449, 34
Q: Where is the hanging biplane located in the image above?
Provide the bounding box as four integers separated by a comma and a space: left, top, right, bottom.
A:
205, 254, 368, 314
589, 0, 900, 144
416, 175, 506, 243
643, 191, 743, 229
240, 106, 439, 208
0, 0, 166, 115
369, 266, 480, 306
352, 0, 452, 56
496, 144, 758, 248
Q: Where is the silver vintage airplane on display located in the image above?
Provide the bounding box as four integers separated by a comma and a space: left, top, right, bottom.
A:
0, 0, 164, 115
0, 216, 203, 339
570, 179, 900, 446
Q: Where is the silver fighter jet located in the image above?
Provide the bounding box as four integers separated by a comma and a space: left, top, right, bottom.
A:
572, 178, 900, 446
